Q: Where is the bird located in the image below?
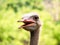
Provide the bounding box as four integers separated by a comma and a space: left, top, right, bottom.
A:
18, 12, 42, 45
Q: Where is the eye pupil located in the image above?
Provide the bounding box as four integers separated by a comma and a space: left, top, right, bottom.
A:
32, 15, 39, 20
34, 16, 39, 20
34, 17, 38, 19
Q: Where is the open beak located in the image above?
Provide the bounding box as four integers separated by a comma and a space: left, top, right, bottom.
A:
17, 19, 35, 28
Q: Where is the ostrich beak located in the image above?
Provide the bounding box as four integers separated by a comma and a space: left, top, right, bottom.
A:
17, 19, 35, 29
17, 19, 35, 23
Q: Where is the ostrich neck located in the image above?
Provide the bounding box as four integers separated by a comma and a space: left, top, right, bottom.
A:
30, 29, 40, 45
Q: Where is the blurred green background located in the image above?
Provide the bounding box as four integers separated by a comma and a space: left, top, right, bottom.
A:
0, 0, 60, 45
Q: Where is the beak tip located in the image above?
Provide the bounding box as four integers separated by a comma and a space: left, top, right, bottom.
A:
17, 20, 22, 22
17, 21, 20, 22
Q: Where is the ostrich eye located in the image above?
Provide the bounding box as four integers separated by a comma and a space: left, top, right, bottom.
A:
33, 15, 39, 20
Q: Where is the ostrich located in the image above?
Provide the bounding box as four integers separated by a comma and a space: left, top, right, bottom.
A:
18, 12, 42, 45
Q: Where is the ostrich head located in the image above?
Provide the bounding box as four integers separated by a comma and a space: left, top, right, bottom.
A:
18, 12, 41, 31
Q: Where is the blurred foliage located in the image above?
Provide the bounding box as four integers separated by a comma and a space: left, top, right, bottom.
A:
0, 0, 60, 45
